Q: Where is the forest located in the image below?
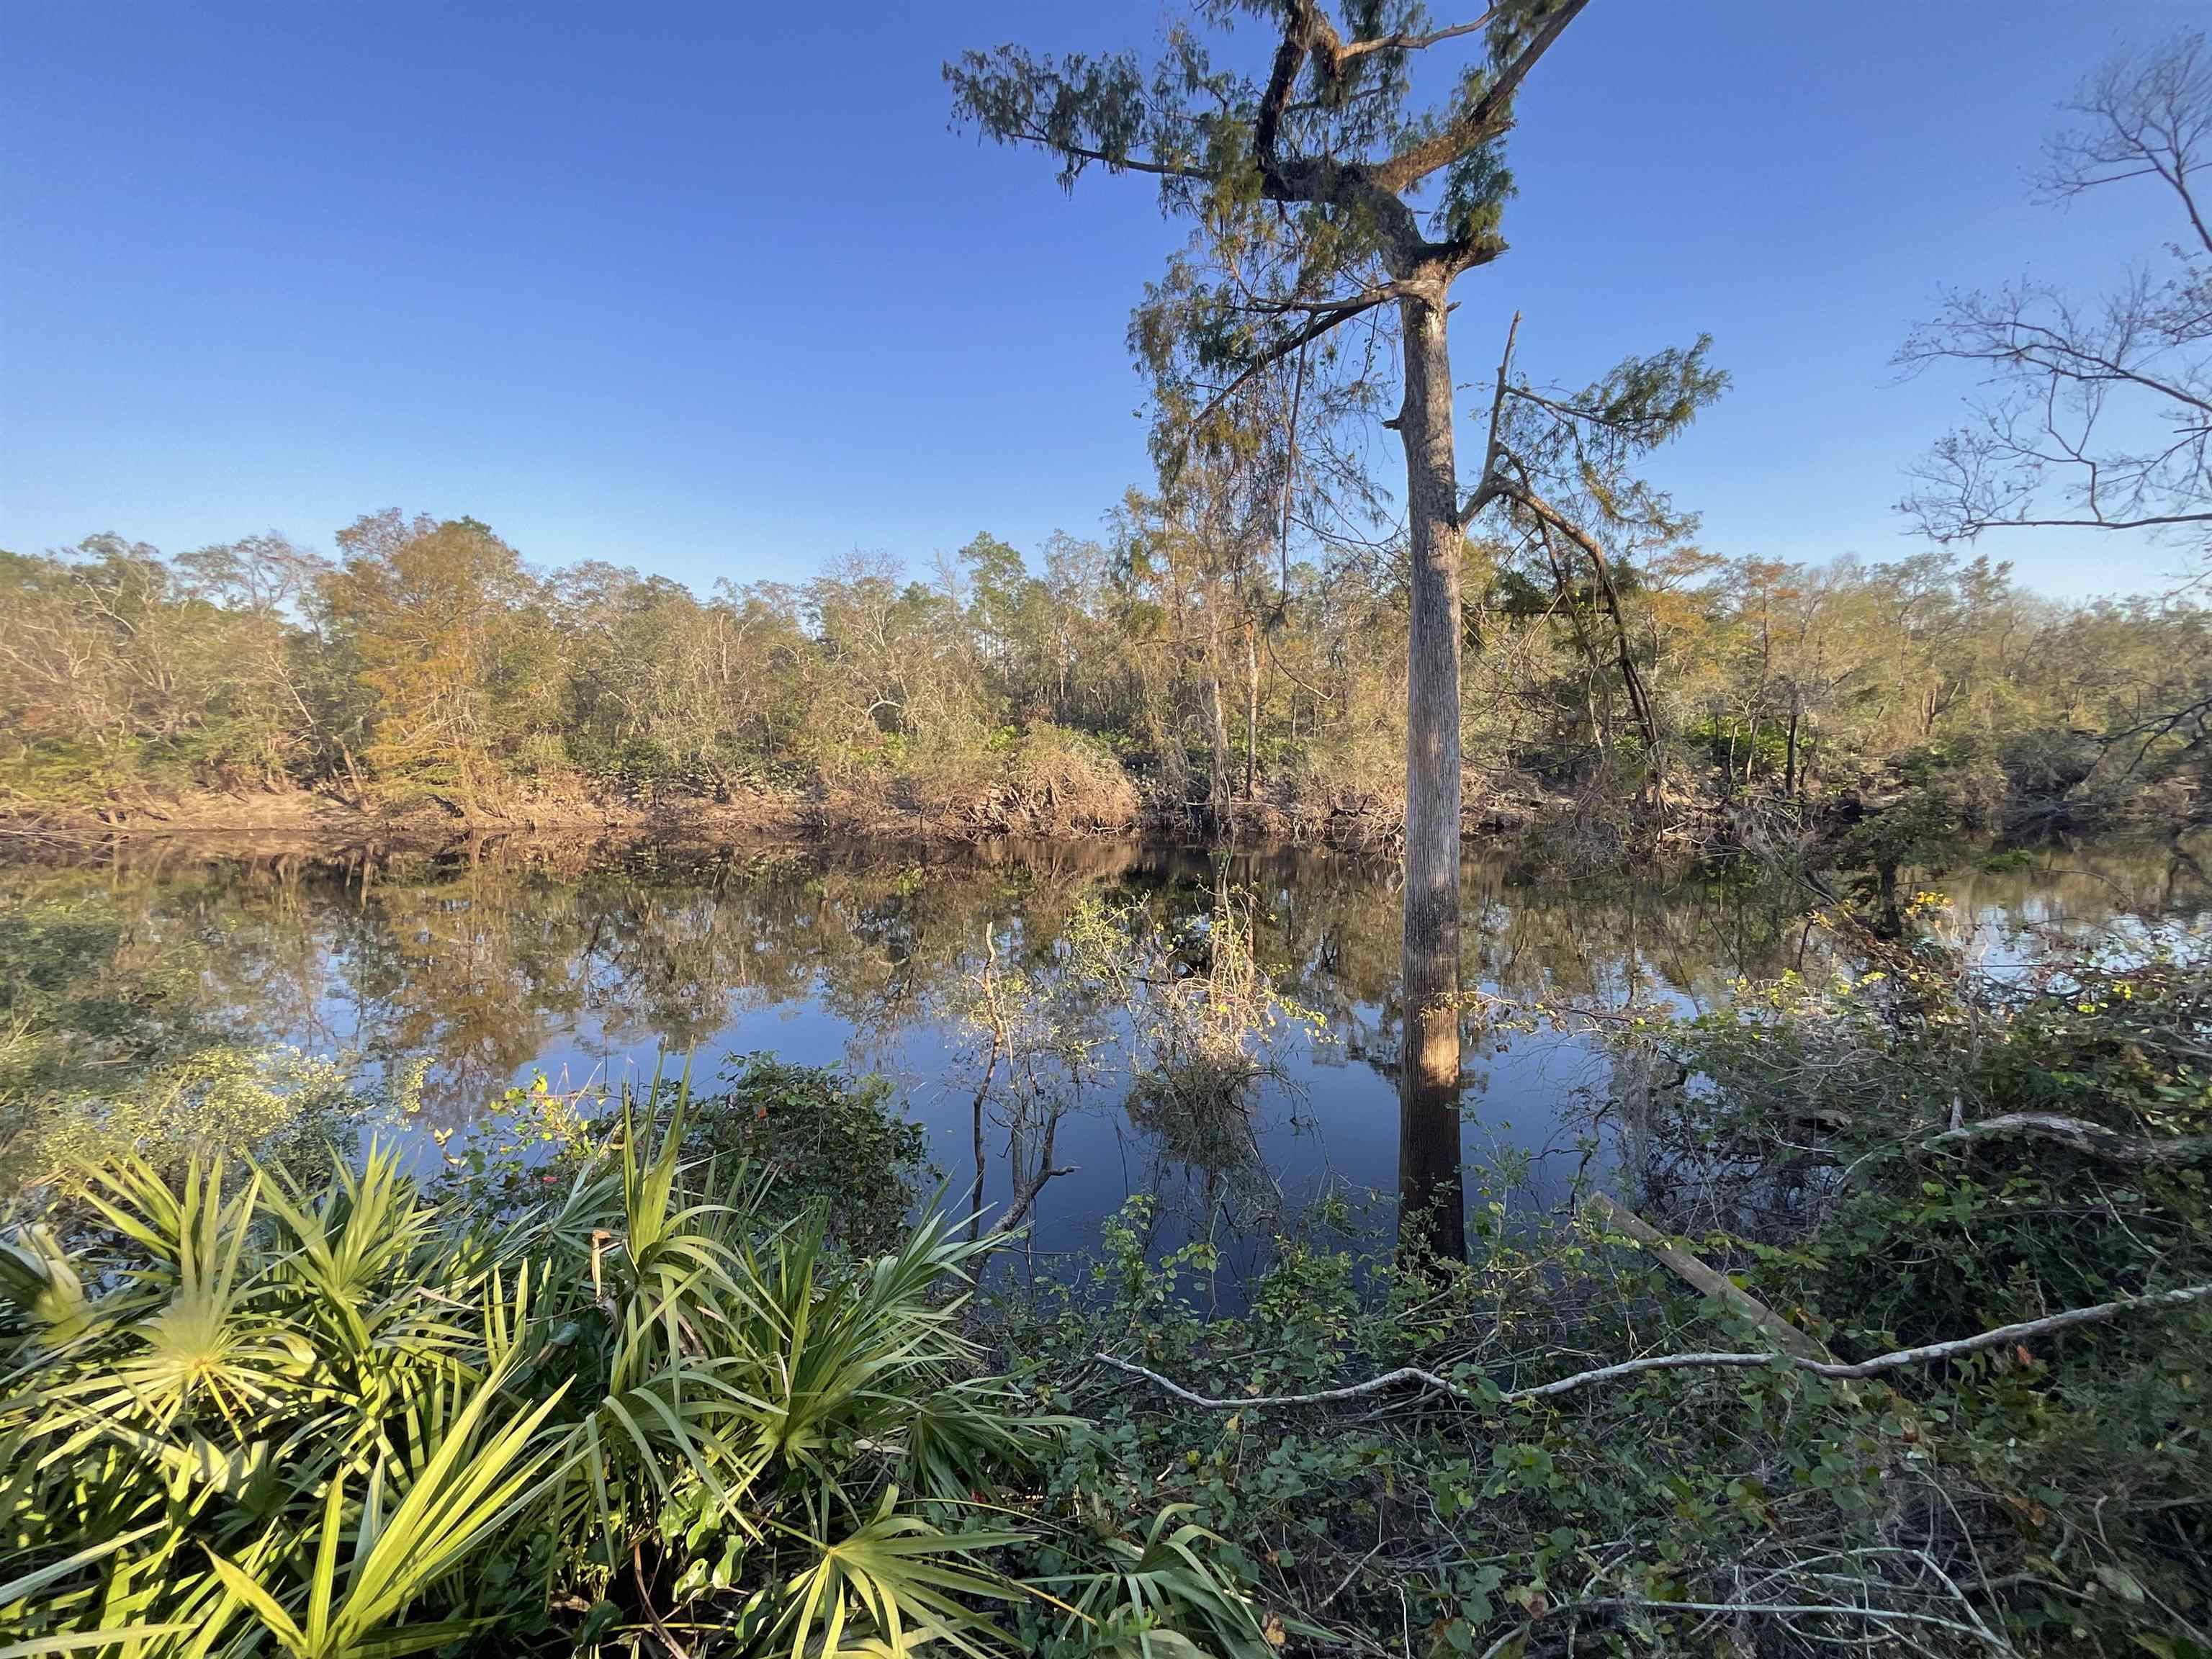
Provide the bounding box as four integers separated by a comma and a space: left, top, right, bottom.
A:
4, 517, 2206, 846
9, 9, 2210, 858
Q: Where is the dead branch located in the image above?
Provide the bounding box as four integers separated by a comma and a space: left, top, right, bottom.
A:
990, 1158, 1074, 1238
1095, 1280, 2212, 1410
1582, 1192, 1833, 1362
1924, 1111, 2212, 1166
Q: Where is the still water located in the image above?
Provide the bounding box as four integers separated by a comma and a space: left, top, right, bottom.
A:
10, 834, 2206, 1280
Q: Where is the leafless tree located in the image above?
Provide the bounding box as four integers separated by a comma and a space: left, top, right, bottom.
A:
1900, 32, 2211, 579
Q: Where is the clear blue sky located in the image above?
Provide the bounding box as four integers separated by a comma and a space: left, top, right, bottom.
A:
1, 1, 2200, 601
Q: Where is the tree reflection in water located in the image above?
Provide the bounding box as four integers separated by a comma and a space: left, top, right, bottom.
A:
4, 832, 2200, 1284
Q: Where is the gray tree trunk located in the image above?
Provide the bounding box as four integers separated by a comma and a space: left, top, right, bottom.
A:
1784, 687, 1802, 798
1395, 289, 1467, 1262
1244, 619, 1259, 803
1205, 643, 1233, 832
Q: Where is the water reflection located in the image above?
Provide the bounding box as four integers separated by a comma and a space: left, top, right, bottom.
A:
6, 832, 2203, 1278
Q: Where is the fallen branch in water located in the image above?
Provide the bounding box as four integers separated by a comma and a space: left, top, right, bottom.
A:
1095, 1281, 2212, 1410
992, 1161, 1074, 1236
1924, 1112, 2212, 1166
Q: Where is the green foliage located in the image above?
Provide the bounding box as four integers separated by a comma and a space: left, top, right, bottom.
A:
974, 930, 2212, 1659
691, 1056, 935, 1259
1, 1120, 972, 1655
2, 1073, 1285, 1658
1611, 929, 2212, 1650
433, 1056, 932, 1262
1646, 927, 2212, 1344
946, 0, 1572, 431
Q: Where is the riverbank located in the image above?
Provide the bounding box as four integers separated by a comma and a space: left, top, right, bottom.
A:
4, 764, 2198, 872
0, 778, 1542, 854
9, 908, 2206, 1658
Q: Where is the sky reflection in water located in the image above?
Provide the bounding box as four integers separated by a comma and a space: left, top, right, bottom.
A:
14, 834, 2205, 1290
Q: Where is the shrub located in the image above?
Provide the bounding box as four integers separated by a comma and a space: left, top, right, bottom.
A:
0, 1105, 1028, 1656
3, 1090, 1268, 1658
1002, 724, 1141, 834
980, 927, 2212, 1659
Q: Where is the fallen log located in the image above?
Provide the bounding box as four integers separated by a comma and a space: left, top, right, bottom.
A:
1581, 1191, 1834, 1364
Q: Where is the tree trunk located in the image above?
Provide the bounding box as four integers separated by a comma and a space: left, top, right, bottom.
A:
1395, 289, 1467, 1263
1784, 688, 1801, 799
338, 740, 369, 805
1143, 660, 1187, 819
1244, 617, 1259, 802
1581, 538, 1661, 775
1205, 651, 1233, 832
1534, 526, 1608, 758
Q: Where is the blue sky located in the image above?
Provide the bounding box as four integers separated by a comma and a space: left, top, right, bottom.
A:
2, 0, 2201, 600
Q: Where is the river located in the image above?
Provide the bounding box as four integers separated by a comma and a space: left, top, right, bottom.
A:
6, 832, 2205, 1285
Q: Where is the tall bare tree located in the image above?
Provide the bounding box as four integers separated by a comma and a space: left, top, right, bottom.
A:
1901, 30, 2211, 577
949, 0, 1596, 1257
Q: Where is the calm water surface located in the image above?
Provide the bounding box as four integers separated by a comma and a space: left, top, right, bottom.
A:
12, 834, 2206, 1282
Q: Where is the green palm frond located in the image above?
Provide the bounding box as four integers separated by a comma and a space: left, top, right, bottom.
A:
262, 1144, 441, 1338
1041, 1507, 1273, 1659
896, 1380, 1066, 1506
770, 1490, 1025, 1659
42, 1163, 311, 1440
6, 1082, 1078, 1659
207, 1366, 569, 1659
0, 1223, 97, 1350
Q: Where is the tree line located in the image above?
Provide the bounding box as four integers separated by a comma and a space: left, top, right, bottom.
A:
1, 508, 2204, 840
5, 14, 2206, 860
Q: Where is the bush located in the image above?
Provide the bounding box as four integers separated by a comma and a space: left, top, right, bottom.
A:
1002, 723, 1141, 834
1, 1092, 1267, 1658
685, 1053, 934, 1257
979, 927, 2212, 1659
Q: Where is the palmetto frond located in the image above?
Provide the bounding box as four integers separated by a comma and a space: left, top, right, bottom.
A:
769, 1491, 1026, 1659
1040, 1506, 1275, 1659
205, 1364, 568, 1659
6, 1084, 1093, 1659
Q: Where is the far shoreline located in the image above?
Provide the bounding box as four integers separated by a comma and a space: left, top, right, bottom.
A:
4, 780, 2193, 872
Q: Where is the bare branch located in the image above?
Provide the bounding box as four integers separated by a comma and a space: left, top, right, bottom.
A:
1905, 35, 2212, 560
1468, 310, 1521, 519
1925, 1111, 2212, 1166
1097, 1280, 2212, 1411
1334, 14, 1500, 64
1370, 0, 1593, 194
2038, 29, 2212, 256
1185, 289, 1400, 434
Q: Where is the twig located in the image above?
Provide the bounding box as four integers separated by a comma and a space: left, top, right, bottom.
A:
632, 1539, 692, 1659
1096, 1280, 2212, 1410
1315, 1537, 1388, 1613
